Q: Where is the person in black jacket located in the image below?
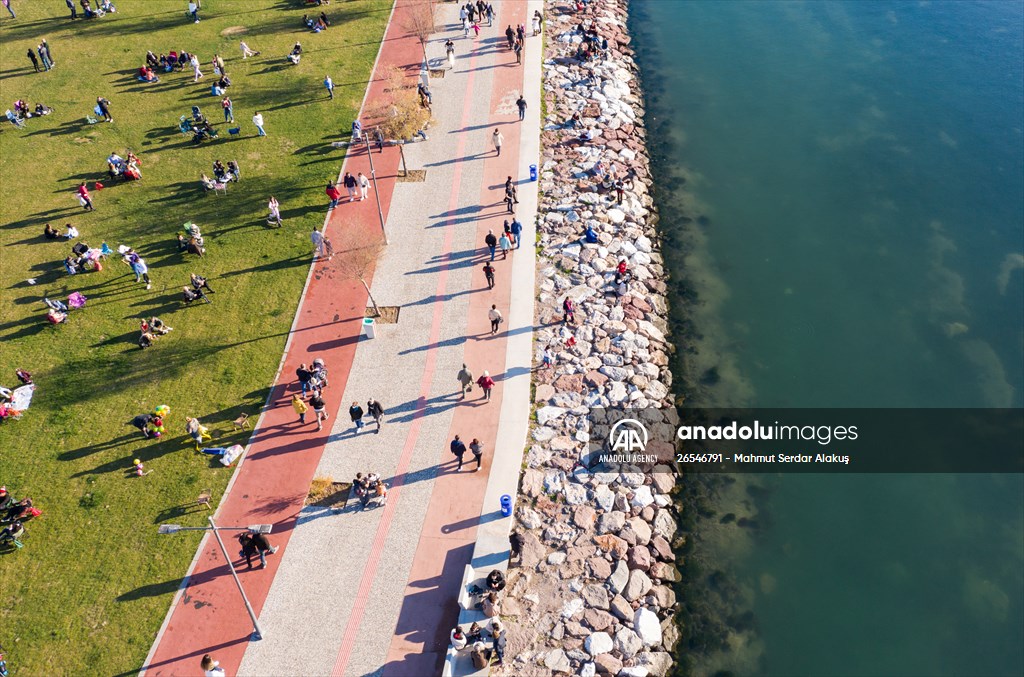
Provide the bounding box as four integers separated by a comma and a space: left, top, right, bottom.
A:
349, 401, 364, 433
238, 531, 277, 569
367, 399, 384, 432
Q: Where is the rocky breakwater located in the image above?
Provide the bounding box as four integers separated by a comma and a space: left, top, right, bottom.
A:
496, 2, 682, 676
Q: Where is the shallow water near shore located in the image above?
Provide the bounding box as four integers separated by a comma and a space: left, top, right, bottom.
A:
630, 1, 1024, 675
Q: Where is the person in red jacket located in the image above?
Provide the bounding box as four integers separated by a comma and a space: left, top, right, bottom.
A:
326, 181, 342, 209
77, 182, 94, 211
476, 371, 495, 402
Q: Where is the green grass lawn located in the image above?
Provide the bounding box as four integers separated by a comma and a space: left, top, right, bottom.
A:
0, 1, 392, 673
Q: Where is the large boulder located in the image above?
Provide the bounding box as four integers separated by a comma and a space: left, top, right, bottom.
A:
634, 607, 662, 646
614, 627, 644, 658
623, 569, 652, 602
584, 631, 614, 656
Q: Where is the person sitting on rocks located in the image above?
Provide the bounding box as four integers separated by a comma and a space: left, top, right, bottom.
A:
485, 569, 506, 592
614, 258, 628, 285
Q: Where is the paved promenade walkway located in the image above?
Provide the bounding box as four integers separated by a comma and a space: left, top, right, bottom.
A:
142, 1, 542, 675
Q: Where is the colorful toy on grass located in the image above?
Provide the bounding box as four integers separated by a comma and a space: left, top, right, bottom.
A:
146, 416, 165, 438
132, 459, 152, 476
153, 404, 171, 418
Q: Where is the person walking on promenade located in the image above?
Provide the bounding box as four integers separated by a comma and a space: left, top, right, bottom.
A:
77, 182, 94, 211
457, 364, 474, 398
324, 74, 334, 100
296, 363, 313, 398
462, 17, 470, 38
483, 261, 495, 289
96, 96, 113, 123
485, 229, 497, 260
488, 304, 502, 334
516, 95, 527, 121
358, 171, 369, 200
326, 181, 342, 209
498, 232, 511, 259
201, 654, 226, 677
349, 401, 365, 433
268, 196, 282, 226
27, 49, 39, 72
486, 3, 494, 26
503, 193, 515, 214
292, 394, 308, 424
222, 95, 234, 123
514, 39, 523, 65
470, 438, 484, 471
252, 111, 266, 136
504, 176, 518, 204
66, 0, 77, 19
510, 217, 523, 248
451, 434, 467, 471
492, 129, 503, 156
240, 40, 259, 59
505, 25, 515, 50
367, 398, 384, 432
472, 21, 480, 38
417, 82, 432, 106
237, 531, 277, 568
310, 225, 328, 259
476, 371, 495, 402
309, 391, 328, 431
373, 126, 385, 153
445, 39, 455, 69
343, 171, 358, 201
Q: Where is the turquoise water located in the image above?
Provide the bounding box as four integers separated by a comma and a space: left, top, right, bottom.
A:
630, 1, 1024, 675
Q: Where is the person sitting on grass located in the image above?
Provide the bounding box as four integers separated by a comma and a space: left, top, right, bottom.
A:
287, 42, 303, 65
200, 173, 216, 192
183, 285, 210, 304
302, 14, 315, 29
146, 51, 159, 68
47, 307, 68, 324
217, 74, 231, 90
34, 103, 53, 116
212, 160, 228, 182
227, 160, 240, 182
138, 330, 156, 349
190, 273, 214, 294
44, 223, 59, 239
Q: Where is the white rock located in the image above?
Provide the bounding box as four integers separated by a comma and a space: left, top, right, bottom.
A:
584, 631, 614, 656
630, 486, 655, 509
607, 208, 626, 224
536, 406, 568, 426
635, 235, 653, 253
580, 662, 597, 677
545, 648, 571, 673
620, 668, 650, 677
619, 148, 637, 162
594, 484, 615, 512
548, 552, 567, 565
562, 597, 585, 618
607, 382, 628, 403
545, 470, 566, 494
634, 608, 663, 646
564, 483, 588, 505
615, 627, 644, 658
644, 380, 669, 402
636, 320, 666, 343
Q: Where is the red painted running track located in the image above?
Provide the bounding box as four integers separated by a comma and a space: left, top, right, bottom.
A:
142, 2, 423, 674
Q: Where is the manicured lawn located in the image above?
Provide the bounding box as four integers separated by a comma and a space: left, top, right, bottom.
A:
0, 1, 392, 674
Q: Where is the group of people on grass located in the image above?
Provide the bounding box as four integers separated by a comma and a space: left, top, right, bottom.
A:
301, 11, 330, 32
106, 150, 142, 181
0, 486, 40, 550
0, 370, 33, 424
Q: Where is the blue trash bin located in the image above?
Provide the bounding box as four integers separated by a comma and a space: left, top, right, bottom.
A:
500, 494, 513, 517
529, 164, 538, 181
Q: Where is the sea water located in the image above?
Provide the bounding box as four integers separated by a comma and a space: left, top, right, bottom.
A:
630, 1, 1024, 675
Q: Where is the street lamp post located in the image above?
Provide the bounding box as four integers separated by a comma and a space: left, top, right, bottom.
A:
363, 135, 389, 244
158, 518, 273, 641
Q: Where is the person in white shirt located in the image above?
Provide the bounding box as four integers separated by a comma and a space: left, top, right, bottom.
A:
240, 41, 259, 59
188, 1, 200, 23
252, 112, 266, 136
357, 172, 369, 200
